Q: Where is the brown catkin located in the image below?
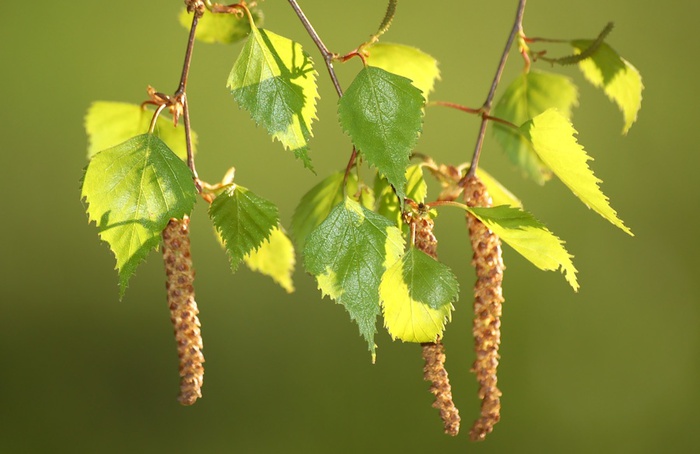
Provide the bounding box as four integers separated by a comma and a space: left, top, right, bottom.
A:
463, 175, 505, 441
414, 214, 461, 436
162, 216, 205, 406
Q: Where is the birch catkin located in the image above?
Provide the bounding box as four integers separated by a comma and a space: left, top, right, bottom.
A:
414, 213, 461, 436
463, 175, 504, 441
162, 216, 205, 406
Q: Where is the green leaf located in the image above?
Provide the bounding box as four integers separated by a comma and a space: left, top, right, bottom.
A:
303, 197, 405, 356
228, 27, 318, 169
338, 66, 425, 200
81, 134, 197, 297
476, 168, 523, 208
85, 102, 196, 161
178, 7, 263, 44
244, 226, 295, 293
467, 205, 579, 291
571, 40, 643, 134
375, 164, 428, 225
492, 70, 579, 184
521, 108, 632, 235
209, 185, 279, 272
291, 172, 364, 251
365, 42, 440, 98
380, 247, 457, 342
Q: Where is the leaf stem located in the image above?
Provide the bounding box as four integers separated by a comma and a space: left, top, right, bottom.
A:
463, 0, 527, 182
287, 0, 344, 98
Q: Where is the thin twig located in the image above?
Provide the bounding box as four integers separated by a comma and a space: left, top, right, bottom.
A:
287, 0, 344, 98
177, 10, 203, 189
463, 0, 527, 182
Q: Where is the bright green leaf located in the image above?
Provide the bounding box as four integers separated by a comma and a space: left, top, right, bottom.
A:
209, 184, 279, 272
338, 66, 425, 200
303, 197, 404, 355
375, 164, 428, 225
380, 247, 457, 343
476, 168, 523, 208
178, 7, 263, 44
244, 226, 295, 293
291, 172, 366, 251
81, 134, 197, 297
492, 70, 579, 184
365, 42, 440, 98
85, 102, 196, 161
572, 40, 643, 134
522, 108, 632, 235
467, 205, 579, 291
228, 27, 318, 169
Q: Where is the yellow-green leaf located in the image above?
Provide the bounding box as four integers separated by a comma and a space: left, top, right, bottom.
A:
228, 27, 318, 168
178, 7, 263, 44
476, 168, 523, 208
492, 70, 579, 184
572, 40, 643, 134
522, 109, 632, 235
380, 247, 456, 342
85, 102, 196, 161
365, 42, 440, 99
467, 205, 579, 291
244, 226, 295, 293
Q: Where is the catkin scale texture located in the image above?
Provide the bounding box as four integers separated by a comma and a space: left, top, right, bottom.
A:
464, 175, 504, 441
162, 216, 205, 406
414, 215, 461, 436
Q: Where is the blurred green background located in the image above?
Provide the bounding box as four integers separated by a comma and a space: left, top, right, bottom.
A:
2, 1, 697, 452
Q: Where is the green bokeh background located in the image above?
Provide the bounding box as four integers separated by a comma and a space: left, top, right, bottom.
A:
2, 1, 697, 452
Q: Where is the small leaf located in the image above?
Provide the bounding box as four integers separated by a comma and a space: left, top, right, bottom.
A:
85, 102, 196, 161
244, 226, 295, 293
467, 205, 579, 291
81, 134, 197, 297
291, 172, 364, 251
375, 164, 428, 225
228, 27, 318, 169
178, 7, 263, 44
380, 247, 457, 343
209, 185, 279, 272
338, 66, 425, 200
522, 108, 632, 235
476, 168, 523, 208
571, 40, 643, 134
303, 197, 404, 355
365, 42, 440, 98
492, 70, 579, 184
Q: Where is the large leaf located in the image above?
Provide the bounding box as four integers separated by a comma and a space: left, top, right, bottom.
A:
209, 185, 279, 272
81, 134, 197, 297
492, 70, 579, 184
467, 205, 579, 291
228, 26, 318, 169
375, 164, 428, 225
365, 42, 440, 98
85, 102, 196, 161
303, 197, 404, 356
522, 108, 632, 235
178, 6, 263, 44
571, 40, 643, 134
338, 66, 425, 200
291, 172, 365, 251
380, 247, 457, 342
244, 226, 295, 293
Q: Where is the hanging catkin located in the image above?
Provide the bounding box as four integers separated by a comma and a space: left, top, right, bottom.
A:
414, 213, 461, 436
463, 175, 504, 441
162, 216, 205, 406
